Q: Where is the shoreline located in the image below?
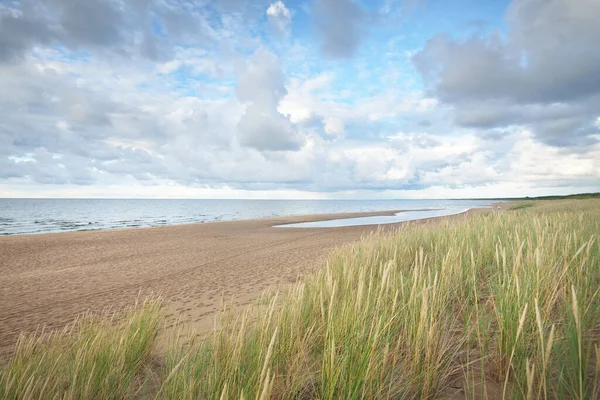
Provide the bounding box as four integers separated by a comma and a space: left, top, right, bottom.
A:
0, 208, 405, 238
0, 198, 501, 237
0, 206, 502, 358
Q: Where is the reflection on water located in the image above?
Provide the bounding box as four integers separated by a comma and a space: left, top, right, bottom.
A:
274, 207, 477, 228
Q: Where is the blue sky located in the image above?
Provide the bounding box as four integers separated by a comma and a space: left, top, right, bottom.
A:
0, 0, 599, 198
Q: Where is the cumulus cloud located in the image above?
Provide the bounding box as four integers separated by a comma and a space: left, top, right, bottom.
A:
323, 117, 345, 137
415, 0, 600, 104
1, 0, 599, 198
266, 1, 292, 38
0, 52, 244, 187
313, 0, 367, 58
413, 0, 600, 147
0, 0, 208, 62
235, 47, 302, 151
279, 73, 437, 141
0, 3, 53, 62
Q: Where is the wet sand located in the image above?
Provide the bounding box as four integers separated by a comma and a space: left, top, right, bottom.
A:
0, 207, 497, 357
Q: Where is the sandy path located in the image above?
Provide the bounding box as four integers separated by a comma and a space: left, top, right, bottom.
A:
0, 210, 416, 357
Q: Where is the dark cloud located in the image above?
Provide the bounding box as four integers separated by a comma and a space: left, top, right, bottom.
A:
56, 0, 124, 48
452, 96, 600, 147
0, 0, 209, 63
313, 0, 367, 58
452, 99, 521, 128
0, 3, 54, 62
413, 0, 600, 147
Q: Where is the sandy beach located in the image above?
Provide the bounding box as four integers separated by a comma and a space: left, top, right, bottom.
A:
0, 208, 488, 358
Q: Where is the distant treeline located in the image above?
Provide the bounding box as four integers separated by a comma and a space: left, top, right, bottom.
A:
521, 192, 600, 200
465, 192, 600, 201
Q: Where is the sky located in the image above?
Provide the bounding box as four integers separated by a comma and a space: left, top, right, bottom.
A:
0, 0, 599, 199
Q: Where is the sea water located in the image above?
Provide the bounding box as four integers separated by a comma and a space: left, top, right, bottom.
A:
0, 198, 497, 236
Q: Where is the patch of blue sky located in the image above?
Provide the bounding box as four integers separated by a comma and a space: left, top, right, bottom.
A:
341, 119, 404, 141
150, 16, 167, 38
401, 0, 509, 41
148, 74, 234, 100
8, 154, 36, 163
170, 60, 233, 84
152, 0, 510, 114
276, 14, 416, 98
286, 1, 312, 33
37, 45, 93, 64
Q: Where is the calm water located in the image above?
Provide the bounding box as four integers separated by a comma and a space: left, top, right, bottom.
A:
0, 199, 496, 236
274, 207, 481, 228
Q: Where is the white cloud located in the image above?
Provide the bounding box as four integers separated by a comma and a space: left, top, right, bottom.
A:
279, 74, 334, 123
420, 152, 500, 186
1, 0, 599, 199
235, 47, 302, 151
280, 74, 437, 143
507, 130, 600, 184
414, 0, 600, 147
156, 60, 181, 74
266, 1, 292, 38
323, 116, 345, 137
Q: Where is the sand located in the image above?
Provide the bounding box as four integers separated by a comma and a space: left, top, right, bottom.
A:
0, 207, 495, 358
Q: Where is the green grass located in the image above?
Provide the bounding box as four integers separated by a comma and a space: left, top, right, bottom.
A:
508, 201, 534, 210
523, 192, 600, 200
1, 199, 600, 399
160, 199, 600, 399
0, 299, 162, 400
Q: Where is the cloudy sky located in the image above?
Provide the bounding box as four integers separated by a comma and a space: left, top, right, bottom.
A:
1, 0, 599, 199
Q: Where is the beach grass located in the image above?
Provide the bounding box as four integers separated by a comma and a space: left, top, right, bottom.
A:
2, 199, 600, 399
160, 199, 600, 399
507, 201, 534, 210
0, 299, 161, 400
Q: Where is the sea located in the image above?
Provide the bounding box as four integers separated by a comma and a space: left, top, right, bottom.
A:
0, 198, 498, 236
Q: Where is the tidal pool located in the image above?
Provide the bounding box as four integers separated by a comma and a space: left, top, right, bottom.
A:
274, 207, 477, 228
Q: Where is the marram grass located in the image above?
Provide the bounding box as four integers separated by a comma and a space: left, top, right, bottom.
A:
1, 199, 600, 399
159, 199, 600, 400
0, 299, 162, 400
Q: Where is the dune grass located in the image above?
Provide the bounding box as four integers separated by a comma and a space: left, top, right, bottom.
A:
1, 199, 599, 399
160, 199, 600, 399
0, 299, 161, 400
507, 202, 534, 211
